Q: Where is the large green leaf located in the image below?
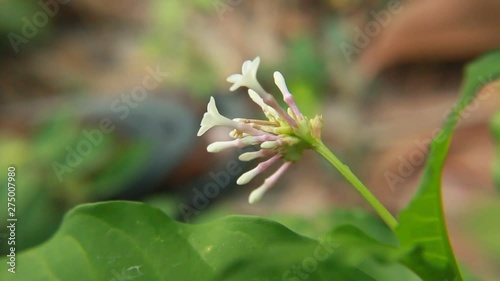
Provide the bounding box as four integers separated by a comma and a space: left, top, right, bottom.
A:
396, 50, 500, 281
1, 201, 413, 281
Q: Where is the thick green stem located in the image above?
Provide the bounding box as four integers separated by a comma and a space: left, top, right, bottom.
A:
315, 141, 398, 230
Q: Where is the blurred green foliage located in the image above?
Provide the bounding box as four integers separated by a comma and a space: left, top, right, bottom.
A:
281, 36, 328, 116
490, 110, 500, 191
0, 0, 53, 52
0, 111, 147, 254
0, 1, 38, 33
144, 0, 217, 97
144, 0, 328, 107
463, 201, 500, 264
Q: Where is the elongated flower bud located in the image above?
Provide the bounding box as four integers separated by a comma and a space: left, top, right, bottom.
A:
237, 155, 280, 185
274, 71, 303, 120
238, 149, 274, 161
249, 162, 292, 204
207, 140, 242, 153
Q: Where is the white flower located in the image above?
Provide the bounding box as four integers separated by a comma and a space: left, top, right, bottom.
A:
197, 58, 323, 204
226, 57, 261, 92
197, 97, 235, 136
197, 97, 261, 137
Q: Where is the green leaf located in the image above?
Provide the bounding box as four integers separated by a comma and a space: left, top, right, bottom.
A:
396, 49, 500, 281
273, 208, 398, 245
1, 201, 411, 281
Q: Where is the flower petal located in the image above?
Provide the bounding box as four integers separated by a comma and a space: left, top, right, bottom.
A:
226, 74, 242, 83
226, 57, 262, 92
197, 125, 211, 137
197, 97, 236, 136
248, 56, 260, 78
242, 60, 252, 74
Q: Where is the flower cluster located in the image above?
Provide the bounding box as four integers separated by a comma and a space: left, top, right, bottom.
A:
197, 57, 323, 203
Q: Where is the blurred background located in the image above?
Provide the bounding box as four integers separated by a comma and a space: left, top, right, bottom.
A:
1, 0, 500, 280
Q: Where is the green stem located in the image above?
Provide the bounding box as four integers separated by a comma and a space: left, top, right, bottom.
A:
315, 141, 398, 230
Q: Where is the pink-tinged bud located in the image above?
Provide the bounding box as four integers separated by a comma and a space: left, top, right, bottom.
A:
248, 162, 292, 204
237, 155, 280, 185
310, 115, 323, 139
237, 168, 259, 186
242, 134, 280, 145
273, 71, 304, 120
261, 140, 281, 149
208, 134, 279, 153
238, 149, 275, 161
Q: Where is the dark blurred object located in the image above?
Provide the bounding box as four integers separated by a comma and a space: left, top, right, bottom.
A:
0, 93, 198, 253
356, 0, 500, 78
